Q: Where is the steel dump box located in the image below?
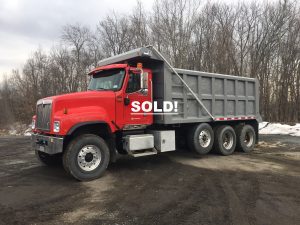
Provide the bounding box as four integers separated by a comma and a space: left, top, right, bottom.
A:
96, 47, 260, 124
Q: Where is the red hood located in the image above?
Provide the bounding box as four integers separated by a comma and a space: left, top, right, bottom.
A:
44, 90, 115, 112
37, 90, 116, 135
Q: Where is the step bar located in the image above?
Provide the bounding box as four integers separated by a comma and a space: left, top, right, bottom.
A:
128, 148, 158, 157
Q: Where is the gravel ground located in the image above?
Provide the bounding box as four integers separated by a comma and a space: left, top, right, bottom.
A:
0, 135, 299, 225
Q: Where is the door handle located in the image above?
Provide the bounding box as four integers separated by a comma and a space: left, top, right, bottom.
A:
124, 97, 130, 106
116, 95, 122, 102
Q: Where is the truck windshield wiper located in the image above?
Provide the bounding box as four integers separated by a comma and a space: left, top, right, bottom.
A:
96, 88, 110, 91
88, 88, 111, 91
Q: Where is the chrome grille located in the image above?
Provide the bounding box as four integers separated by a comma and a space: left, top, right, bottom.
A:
36, 103, 52, 131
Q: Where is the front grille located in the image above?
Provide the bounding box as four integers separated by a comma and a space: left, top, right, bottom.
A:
36, 103, 52, 131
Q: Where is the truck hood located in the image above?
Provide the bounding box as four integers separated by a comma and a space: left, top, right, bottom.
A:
41, 90, 116, 119
36, 90, 117, 135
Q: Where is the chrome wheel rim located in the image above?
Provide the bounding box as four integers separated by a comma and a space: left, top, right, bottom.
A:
77, 145, 101, 172
222, 131, 234, 150
199, 129, 211, 148
244, 131, 254, 147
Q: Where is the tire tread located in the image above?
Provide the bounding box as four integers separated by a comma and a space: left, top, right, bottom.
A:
63, 134, 110, 181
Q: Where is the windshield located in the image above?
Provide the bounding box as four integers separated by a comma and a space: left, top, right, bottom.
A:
88, 69, 125, 91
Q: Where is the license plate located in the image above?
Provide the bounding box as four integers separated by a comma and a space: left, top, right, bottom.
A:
39, 145, 45, 152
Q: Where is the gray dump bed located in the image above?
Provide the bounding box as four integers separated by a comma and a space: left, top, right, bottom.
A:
97, 47, 261, 124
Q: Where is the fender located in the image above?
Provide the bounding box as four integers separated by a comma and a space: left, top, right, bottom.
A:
64, 120, 117, 163
66, 121, 112, 136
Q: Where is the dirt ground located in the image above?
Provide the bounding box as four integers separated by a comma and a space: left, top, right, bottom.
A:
0, 135, 299, 225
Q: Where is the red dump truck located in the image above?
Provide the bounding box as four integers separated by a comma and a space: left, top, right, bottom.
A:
32, 46, 261, 181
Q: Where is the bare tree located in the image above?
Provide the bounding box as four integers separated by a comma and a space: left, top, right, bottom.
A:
129, 0, 150, 48
150, 0, 200, 68
98, 13, 133, 56
62, 24, 92, 90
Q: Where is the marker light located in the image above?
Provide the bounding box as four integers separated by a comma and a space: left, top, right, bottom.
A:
137, 63, 143, 69
31, 118, 36, 130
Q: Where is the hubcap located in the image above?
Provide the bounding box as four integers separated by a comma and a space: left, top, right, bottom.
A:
244, 131, 254, 147
77, 145, 101, 172
199, 129, 211, 148
222, 131, 234, 150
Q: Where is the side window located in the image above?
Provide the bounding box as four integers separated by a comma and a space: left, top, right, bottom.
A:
126, 73, 141, 93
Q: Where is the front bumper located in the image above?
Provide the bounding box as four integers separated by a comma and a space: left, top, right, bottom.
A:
31, 134, 63, 155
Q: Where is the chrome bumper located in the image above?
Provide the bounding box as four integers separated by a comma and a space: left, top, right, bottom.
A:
31, 134, 63, 155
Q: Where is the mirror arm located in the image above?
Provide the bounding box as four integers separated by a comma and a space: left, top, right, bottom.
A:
139, 68, 144, 89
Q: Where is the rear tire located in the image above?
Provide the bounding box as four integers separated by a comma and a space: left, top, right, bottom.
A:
35, 150, 62, 166
63, 134, 110, 181
214, 125, 236, 156
187, 123, 214, 155
235, 124, 256, 153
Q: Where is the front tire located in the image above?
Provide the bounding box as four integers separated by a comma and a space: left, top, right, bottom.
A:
63, 134, 110, 181
214, 125, 236, 156
187, 123, 214, 155
35, 150, 62, 166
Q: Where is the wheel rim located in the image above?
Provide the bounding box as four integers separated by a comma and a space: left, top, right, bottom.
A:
199, 129, 211, 148
77, 145, 101, 172
244, 131, 254, 147
222, 131, 234, 150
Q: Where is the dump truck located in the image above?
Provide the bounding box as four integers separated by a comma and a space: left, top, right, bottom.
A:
31, 46, 261, 181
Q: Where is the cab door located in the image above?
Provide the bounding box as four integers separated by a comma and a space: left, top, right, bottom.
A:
123, 69, 153, 127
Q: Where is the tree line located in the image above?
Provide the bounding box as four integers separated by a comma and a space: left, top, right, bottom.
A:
1, 0, 300, 127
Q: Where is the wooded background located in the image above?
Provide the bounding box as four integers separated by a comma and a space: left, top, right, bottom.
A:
1, 0, 300, 127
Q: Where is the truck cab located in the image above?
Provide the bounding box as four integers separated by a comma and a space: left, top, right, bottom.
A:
32, 63, 157, 179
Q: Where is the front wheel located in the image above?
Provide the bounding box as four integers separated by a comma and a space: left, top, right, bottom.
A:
63, 134, 110, 181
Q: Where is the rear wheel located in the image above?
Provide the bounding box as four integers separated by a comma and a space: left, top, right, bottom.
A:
187, 123, 214, 155
214, 125, 236, 156
63, 134, 110, 181
235, 124, 256, 153
35, 150, 62, 166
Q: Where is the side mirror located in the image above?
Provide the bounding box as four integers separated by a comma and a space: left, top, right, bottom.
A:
140, 88, 148, 95
140, 72, 148, 95
124, 97, 130, 106
140, 72, 148, 89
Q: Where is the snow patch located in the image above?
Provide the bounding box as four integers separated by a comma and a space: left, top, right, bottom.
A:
24, 128, 33, 136
259, 122, 300, 136
0, 123, 32, 136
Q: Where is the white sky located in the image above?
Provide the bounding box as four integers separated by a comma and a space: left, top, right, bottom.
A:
0, 0, 154, 80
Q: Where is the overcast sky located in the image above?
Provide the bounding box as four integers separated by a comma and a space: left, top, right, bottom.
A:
0, 0, 271, 81
0, 0, 154, 80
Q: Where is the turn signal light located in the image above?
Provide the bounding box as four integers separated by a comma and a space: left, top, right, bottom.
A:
137, 63, 143, 69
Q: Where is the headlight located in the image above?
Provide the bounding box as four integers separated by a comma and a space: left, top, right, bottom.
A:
31, 119, 36, 130
53, 121, 60, 133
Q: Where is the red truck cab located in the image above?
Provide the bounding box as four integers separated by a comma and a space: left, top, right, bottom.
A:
32, 63, 154, 180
